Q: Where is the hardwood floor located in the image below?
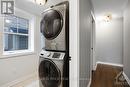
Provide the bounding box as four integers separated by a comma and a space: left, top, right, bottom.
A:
90, 64, 130, 87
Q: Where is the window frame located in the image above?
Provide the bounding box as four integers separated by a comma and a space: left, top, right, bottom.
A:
4, 15, 29, 52
2, 8, 35, 56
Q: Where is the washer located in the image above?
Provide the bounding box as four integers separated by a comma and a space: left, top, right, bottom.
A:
39, 50, 65, 87
40, 2, 68, 51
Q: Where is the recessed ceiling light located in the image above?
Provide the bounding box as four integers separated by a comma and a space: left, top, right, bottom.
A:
103, 13, 112, 22
35, 0, 47, 5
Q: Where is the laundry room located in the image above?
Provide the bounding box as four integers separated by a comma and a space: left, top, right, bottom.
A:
0, 0, 72, 87
0, 0, 82, 86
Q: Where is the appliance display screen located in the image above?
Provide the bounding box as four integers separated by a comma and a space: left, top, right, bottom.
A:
52, 53, 61, 58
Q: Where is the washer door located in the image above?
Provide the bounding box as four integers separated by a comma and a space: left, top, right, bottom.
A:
41, 9, 63, 40
39, 59, 61, 87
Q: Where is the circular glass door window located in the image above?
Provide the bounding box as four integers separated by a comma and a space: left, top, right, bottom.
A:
41, 9, 63, 40
39, 59, 61, 87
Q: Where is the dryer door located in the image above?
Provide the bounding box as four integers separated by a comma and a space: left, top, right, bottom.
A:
39, 59, 61, 87
41, 9, 63, 40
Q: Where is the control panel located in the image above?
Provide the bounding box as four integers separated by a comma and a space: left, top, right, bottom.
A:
40, 50, 65, 60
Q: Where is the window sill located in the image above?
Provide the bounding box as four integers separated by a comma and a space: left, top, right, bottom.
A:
1, 50, 36, 59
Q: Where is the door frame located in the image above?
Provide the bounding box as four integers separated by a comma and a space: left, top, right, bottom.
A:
90, 11, 96, 72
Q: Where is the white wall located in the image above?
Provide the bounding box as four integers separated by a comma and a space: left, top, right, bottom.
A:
95, 18, 123, 66
0, 9, 41, 86
69, 0, 79, 87
79, 0, 92, 86
123, 0, 130, 80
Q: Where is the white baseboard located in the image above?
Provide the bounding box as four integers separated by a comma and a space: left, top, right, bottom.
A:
1, 72, 37, 87
93, 61, 123, 71
123, 72, 130, 86
87, 79, 91, 87
97, 61, 123, 67
93, 63, 98, 71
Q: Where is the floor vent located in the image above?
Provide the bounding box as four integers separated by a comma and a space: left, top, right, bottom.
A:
115, 71, 129, 86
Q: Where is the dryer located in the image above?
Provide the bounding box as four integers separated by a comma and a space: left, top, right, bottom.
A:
39, 50, 65, 87
40, 1, 69, 51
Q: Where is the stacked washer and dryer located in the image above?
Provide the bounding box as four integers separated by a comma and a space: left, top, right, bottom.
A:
39, 1, 69, 87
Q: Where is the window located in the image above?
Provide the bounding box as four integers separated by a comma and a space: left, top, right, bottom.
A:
4, 15, 29, 52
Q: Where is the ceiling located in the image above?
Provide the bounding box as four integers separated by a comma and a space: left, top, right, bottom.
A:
91, 0, 128, 20
15, 0, 65, 16
15, 0, 128, 19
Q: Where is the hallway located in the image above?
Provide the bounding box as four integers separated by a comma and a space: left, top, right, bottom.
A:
90, 64, 130, 87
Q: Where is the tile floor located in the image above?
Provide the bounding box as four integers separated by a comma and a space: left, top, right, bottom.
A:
10, 74, 39, 87
25, 80, 39, 87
